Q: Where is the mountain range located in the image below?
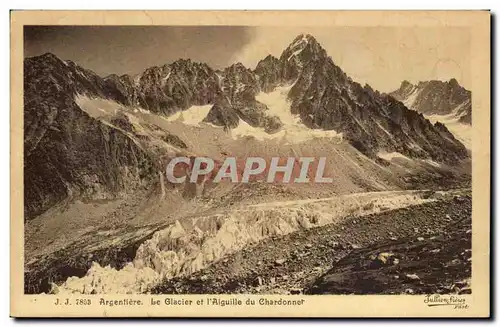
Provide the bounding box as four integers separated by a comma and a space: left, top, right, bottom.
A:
390, 79, 472, 124
23, 33, 470, 220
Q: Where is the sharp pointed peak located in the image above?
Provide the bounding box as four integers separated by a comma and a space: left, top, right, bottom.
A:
38, 52, 59, 59
282, 33, 327, 60
226, 62, 248, 71
448, 77, 460, 87
292, 33, 317, 42
288, 33, 320, 48
263, 54, 279, 61
400, 80, 413, 88
255, 55, 279, 67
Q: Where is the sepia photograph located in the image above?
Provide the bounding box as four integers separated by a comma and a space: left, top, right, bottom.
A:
10, 10, 491, 318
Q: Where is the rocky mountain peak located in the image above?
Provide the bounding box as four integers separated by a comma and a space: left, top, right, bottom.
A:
279, 34, 329, 82
255, 55, 280, 72
287, 33, 320, 49
224, 62, 254, 81
170, 58, 210, 72
227, 62, 248, 70
35, 52, 61, 63
399, 80, 413, 90
170, 58, 192, 67
448, 78, 461, 90
390, 78, 472, 124
261, 54, 279, 62
25, 52, 114, 102
254, 55, 281, 92
284, 34, 326, 56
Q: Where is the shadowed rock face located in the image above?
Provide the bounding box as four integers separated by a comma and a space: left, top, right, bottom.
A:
390, 79, 472, 124
279, 34, 330, 83
254, 34, 468, 162
24, 54, 158, 220
278, 37, 467, 162
203, 63, 283, 133
263, 34, 467, 162
123, 59, 220, 115
202, 97, 240, 130
255, 55, 281, 92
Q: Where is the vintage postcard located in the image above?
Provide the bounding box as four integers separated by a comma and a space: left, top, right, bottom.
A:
10, 10, 490, 318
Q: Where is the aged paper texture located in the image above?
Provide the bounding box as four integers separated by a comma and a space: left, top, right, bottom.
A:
11, 10, 490, 318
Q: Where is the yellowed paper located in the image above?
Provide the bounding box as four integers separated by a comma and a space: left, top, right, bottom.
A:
11, 10, 490, 318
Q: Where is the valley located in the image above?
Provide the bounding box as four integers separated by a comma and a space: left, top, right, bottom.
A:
23, 33, 472, 296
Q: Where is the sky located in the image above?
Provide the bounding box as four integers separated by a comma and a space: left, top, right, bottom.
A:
24, 26, 470, 93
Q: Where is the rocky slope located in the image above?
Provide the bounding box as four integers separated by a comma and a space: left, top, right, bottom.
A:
253, 34, 469, 162
390, 79, 472, 124
24, 54, 159, 220
151, 192, 471, 295
308, 206, 471, 295
39, 190, 451, 295
280, 35, 467, 162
